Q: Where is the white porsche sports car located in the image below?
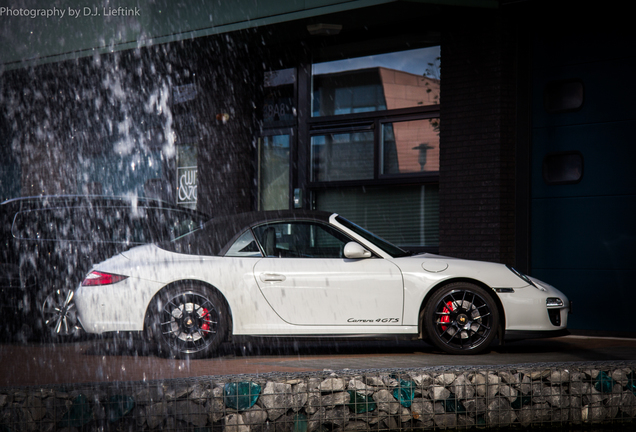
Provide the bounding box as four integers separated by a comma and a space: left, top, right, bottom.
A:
74, 210, 569, 358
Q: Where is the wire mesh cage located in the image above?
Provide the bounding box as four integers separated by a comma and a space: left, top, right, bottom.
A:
1, 361, 635, 431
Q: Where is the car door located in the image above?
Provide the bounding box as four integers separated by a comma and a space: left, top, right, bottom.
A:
252, 221, 404, 326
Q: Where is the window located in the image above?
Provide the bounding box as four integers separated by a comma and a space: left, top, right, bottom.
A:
225, 230, 262, 257
252, 222, 351, 258
258, 68, 297, 210
543, 151, 584, 185
259, 134, 290, 210
311, 129, 374, 181
544, 80, 584, 113
312, 47, 440, 117
381, 118, 440, 175
315, 184, 439, 248
308, 46, 440, 250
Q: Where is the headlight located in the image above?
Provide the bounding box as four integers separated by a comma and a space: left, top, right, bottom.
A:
546, 297, 564, 307
506, 265, 546, 291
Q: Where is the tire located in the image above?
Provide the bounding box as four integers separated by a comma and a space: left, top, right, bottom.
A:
40, 287, 82, 342
147, 283, 228, 359
424, 282, 499, 355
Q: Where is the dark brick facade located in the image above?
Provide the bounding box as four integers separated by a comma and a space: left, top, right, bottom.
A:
439, 11, 517, 265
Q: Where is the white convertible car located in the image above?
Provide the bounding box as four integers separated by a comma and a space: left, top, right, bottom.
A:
74, 210, 569, 358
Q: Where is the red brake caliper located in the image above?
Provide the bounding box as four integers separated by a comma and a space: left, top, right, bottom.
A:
440, 301, 454, 331
200, 308, 210, 334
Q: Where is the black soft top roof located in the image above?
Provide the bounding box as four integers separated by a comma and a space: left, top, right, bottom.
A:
159, 210, 333, 257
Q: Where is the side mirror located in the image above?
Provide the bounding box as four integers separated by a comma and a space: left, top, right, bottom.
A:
343, 241, 372, 259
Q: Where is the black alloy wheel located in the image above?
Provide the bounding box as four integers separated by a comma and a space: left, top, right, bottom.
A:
149, 284, 228, 359
424, 282, 499, 355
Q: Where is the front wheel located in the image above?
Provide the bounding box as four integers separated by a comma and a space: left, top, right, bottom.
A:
147, 283, 228, 359
424, 282, 499, 355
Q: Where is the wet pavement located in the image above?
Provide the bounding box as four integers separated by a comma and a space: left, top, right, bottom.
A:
2, 334, 636, 387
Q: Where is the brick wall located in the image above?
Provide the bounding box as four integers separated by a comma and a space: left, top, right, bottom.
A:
439, 11, 516, 265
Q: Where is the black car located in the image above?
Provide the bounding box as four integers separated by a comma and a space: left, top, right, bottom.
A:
0, 195, 209, 342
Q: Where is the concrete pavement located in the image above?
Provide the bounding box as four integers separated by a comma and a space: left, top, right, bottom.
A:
2, 334, 636, 387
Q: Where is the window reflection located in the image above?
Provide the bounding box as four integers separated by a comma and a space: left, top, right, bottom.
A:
259, 135, 290, 210
312, 46, 440, 117
382, 118, 440, 175
263, 69, 296, 127
311, 131, 374, 181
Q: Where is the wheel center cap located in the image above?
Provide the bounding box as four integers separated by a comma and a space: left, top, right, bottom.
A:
457, 314, 468, 325
185, 317, 194, 327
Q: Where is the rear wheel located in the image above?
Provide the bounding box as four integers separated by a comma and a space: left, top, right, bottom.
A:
147, 283, 228, 359
424, 282, 499, 355
41, 287, 82, 341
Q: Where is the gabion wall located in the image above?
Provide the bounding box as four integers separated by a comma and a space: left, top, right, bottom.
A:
1, 361, 635, 431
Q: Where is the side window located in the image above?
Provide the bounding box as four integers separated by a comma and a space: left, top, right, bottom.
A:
252, 222, 351, 258
225, 230, 262, 257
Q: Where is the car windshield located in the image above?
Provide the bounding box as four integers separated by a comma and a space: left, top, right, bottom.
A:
335, 216, 411, 258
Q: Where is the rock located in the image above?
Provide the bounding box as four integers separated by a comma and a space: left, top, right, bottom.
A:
410, 398, 435, 422
498, 371, 521, 385
529, 369, 551, 380
308, 407, 326, 432
434, 413, 457, 428
306, 394, 321, 415
189, 383, 209, 403
319, 378, 346, 392
610, 368, 631, 386
430, 386, 451, 401
262, 382, 293, 420
546, 386, 569, 407
224, 413, 249, 432
292, 382, 308, 411
472, 373, 500, 399
25, 396, 46, 421
519, 374, 532, 395
374, 390, 399, 415
620, 391, 636, 417
434, 373, 456, 386
568, 381, 590, 396
146, 401, 168, 429
174, 400, 208, 427
452, 374, 475, 399
243, 405, 268, 425
582, 403, 608, 422
463, 398, 486, 416
409, 373, 433, 388
399, 405, 412, 422
548, 370, 570, 384
487, 398, 516, 426
348, 379, 373, 395
321, 392, 350, 407
498, 384, 518, 403
209, 386, 226, 423
135, 386, 165, 405
323, 406, 349, 427
582, 388, 606, 406
364, 376, 385, 387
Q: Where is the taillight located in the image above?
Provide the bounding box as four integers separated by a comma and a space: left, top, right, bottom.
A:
82, 271, 128, 286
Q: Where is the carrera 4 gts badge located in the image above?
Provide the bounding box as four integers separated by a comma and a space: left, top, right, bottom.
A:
347, 318, 399, 323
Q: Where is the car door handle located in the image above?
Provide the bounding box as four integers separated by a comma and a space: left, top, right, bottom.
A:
259, 273, 286, 282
